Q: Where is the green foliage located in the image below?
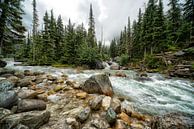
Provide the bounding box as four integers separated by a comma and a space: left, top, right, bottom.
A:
0, 0, 26, 56
118, 54, 129, 66
144, 54, 165, 69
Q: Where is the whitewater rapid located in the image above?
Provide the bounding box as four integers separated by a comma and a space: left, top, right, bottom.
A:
5, 61, 194, 115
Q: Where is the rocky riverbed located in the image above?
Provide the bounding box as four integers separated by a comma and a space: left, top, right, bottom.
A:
0, 68, 193, 129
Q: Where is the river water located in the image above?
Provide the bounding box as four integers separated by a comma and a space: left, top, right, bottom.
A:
6, 61, 194, 115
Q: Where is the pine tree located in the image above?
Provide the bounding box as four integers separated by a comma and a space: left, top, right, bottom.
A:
127, 17, 132, 58
183, 0, 194, 43
32, 0, 39, 62
166, 0, 182, 45
152, 0, 166, 52
88, 4, 96, 48
109, 38, 117, 58
0, 0, 26, 56
56, 15, 64, 60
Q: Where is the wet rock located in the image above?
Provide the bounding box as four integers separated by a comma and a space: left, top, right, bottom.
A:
106, 108, 117, 124
77, 107, 91, 123
114, 119, 129, 129
0, 110, 50, 129
130, 123, 144, 129
95, 60, 105, 69
66, 80, 74, 87
24, 70, 33, 76
140, 72, 148, 77
0, 108, 12, 120
111, 98, 121, 113
18, 89, 38, 99
90, 95, 104, 110
64, 118, 80, 129
118, 112, 132, 125
17, 99, 46, 113
7, 76, 19, 86
121, 100, 134, 116
82, 74, 113, 96
0, 79, 14, 91
47, 75, 57, 81
0, 91, 18, 109
136, 77, 153, 82
18, 78, 32, 87
102, 96, 111, 110
151, 113, 194, 129
0, 60, 7, 67
115, 71, 127, 77
14, 72, 25, 79
0, 73, 13, 78
76, 92, 87, 99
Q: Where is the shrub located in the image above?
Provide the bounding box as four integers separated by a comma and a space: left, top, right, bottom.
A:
119, 54, 129, 66
144, 54, 165, 69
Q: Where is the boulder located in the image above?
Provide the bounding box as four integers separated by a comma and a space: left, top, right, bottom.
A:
17, 99, 46, 113
0, 108, 12, 120
18, 89, 39, 99
136, 77, 153, 82
95, 60, 105, 69
17, 78, 33, 87
110, 98, 121, 113
90, 95, 104, 110
77, 107, 91, 123
82, 74, 113, 96
24, 70, 33, 76
121, 100, 134, 116
0, 60, 7, 68
106, 108, 117, 124
115, 71, 127, 77
0, 91, 18, 109
102, 96, 111, 110
0, 79, 14, 91
7, 76, 19, 86
0, 110, 50, 129
110, 65, 120, 70
151, 113, 194, 129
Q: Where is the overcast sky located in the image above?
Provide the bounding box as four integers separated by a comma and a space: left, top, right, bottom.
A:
23, 0, 170, 45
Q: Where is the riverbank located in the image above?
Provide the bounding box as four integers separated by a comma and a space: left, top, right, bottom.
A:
0, 68, 193, 129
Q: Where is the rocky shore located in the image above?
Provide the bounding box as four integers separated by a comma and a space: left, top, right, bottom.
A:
0, 68, 193, 129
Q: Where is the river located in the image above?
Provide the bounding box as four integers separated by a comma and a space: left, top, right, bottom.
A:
6, 61, 194, 115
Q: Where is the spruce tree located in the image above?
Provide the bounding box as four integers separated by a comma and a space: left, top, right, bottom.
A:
166, 0, 182, 45
183, 0, 194, 43
88, 4, 96, 48
0, 0, 26, 56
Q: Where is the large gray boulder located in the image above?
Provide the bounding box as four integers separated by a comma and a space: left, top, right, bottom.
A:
0, 79, 14, 91
0, 91, 18, 109
82, 74, 113, 96
17, 99, 46, 113
0, 110, 50, 129
0, 108, 12, 120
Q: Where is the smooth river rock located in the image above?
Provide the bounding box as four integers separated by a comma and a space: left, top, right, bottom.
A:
82, 74, 113, 96
0, 79, 14, 91
0, 110, 50, 129
0, 91, 18, 109
17, 99, 46, 113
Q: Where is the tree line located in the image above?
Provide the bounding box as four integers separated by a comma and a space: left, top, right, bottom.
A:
109, 0, 194, 62
17, 1, 110, 67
